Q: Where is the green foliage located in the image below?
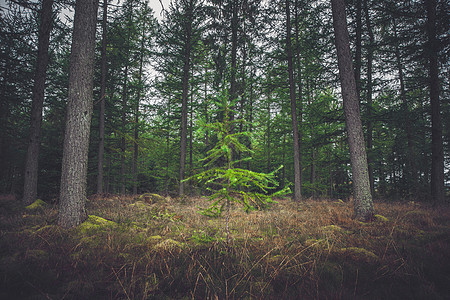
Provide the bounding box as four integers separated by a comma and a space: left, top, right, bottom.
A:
186, 89, 289, 219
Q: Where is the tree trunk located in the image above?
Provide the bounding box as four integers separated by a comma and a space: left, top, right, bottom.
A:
393, 16, 417, 194
58, 0, 99, 228
294, 0, 303, 192
120, 64, 129, 195
165, 96, 171, 195
363, 0, 374, 195
23, 0, 54, 205
266, 96, 271, 173
229, 0, 239, 106
204, 66, 209, 148
354, 0, 362, 94
96, 0, 108, 195
0, 65, 9, 193
281, 134, 287, 188
331, 0, 374, 220
425, 0, 444, 203
189, 89, 194, 176
286, 0, 302, 201
179, 0, 193, 196
133, 26, 145, 195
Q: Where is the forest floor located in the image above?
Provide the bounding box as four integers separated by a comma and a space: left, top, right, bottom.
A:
0, 194, 449, 299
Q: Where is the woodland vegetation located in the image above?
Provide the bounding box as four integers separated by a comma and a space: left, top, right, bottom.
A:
0, 0, 448, 205
0, 0, 449, 297
0, 194, 449, 298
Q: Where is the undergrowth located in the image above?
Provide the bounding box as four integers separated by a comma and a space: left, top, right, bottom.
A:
0, 194, 449, 299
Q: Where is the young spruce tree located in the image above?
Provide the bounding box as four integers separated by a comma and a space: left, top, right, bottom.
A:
186, 89, 289, 243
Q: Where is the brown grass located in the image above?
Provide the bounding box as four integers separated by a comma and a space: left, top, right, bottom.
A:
1, 194, 449, 299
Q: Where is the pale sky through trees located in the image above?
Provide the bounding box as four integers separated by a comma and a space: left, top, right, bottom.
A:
0, 0, 168, 19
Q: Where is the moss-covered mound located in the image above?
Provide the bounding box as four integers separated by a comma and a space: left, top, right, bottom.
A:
138, 193, 165, 204
25, 199, 47, 211
77, 215, 117, 234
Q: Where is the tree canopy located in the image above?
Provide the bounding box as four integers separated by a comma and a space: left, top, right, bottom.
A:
0, 0, 448, 212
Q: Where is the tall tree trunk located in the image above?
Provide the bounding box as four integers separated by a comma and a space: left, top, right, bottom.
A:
165, 96, 171, 195
105, 146, 111, 194
204, 67, 209, 148
238, 41, 247, 168
281, 134, 287, 187
247, 67, 254, 171
331, 0, 374, 221
266, 95, 271, 173
179, 0, 193, 196
23, 0, 54, 205
286, 0, 302, 201
311, 148, 316, 198
0, 64, 9, 192
229, 0, 239, 106
294, 0, 303, 191
189, 88, 194, 176
306, 80, 316, 198
393, 16, 417, 194
58, 0, 99, 228
96, 0, 108, 195
363, 0, 374, 195
425, 0, 444, 203
132, 26, 145, 195
354, 0, 362, 94
120, 64, 129, 195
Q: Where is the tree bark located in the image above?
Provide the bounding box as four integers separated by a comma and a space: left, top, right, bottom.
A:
286, 0, 302, 201
425, 0, 444, 203
133, 25, 145, 195
266, 95, 271, 173
229, 0, 239, 106
120, 64, 129, 195
393, 16, 417, 193
23, 0, 54, 205
96, 0, 108, 195
363, 0, 374, 195
294, 0, 303, 192
331, 0, 374, 220
179, 0, 193, 196
354, 0, 362, 94
58, 0, 99, 228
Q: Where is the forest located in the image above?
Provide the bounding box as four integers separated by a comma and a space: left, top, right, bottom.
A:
0, 0, 449, 298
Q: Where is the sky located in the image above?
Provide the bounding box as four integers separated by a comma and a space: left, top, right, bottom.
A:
152, 0, 170, 19
0, 0, 170, 20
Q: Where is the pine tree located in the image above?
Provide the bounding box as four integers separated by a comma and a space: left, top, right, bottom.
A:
58, 0, 99, 228
331, 0, 374, 221
23, 0, 54, 205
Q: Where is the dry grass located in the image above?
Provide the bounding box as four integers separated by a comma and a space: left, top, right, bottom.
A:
1, 194, 449, 299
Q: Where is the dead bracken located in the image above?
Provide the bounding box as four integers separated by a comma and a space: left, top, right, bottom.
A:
0, 195, 449, 299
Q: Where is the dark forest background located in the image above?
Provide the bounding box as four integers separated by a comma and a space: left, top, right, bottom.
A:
0, 0, 448, 202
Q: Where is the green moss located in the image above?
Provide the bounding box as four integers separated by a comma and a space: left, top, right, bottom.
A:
374, 214, 389, 222
338, 247, 378, 263
321, 225, 344, 233
191, 230, 216, 244
25, 199, 47, 211
129, 201, 149, 210
78, 215, 117, 234
154, 239, 184, 251
34, 225, 59, 235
